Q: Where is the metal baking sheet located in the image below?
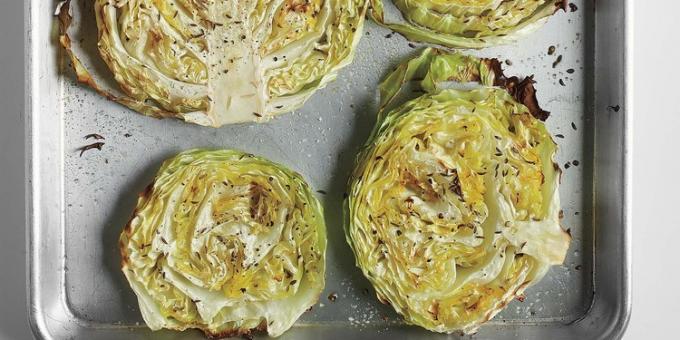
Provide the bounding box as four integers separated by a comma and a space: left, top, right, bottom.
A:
27, 0, 631, 339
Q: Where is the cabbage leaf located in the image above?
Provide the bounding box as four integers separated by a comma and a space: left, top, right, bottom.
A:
345, 48, 570, 334
57, 0, 367, 126
120, 149, 326, 337
369, 0, 568, 48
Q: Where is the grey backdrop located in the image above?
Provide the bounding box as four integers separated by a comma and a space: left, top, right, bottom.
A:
0, 0, 29, 339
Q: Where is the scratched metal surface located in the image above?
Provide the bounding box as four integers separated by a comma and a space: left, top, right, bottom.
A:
27, 0, 631, 339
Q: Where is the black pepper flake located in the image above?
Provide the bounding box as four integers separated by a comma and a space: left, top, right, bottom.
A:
548, 46, 556, 55
564, 162, 571, 169
290, 280, 297, 285
328, 292, 338, 302
85, 133, 105, 140
569, 3, 578, 12
566, 68, 575, 74
552, 55, 563, 68
572, 160, 580, 166
571, 122, 577, 130
253, 112, 262, 118
575, 264, 582, 271
559, 79, 566, 86
408, 43, 417, 49
317, 190, 327, 195
240, 288, 247, 293
77, 142, 105, 157
124, 133, 132, 138
555, 134, 565, 139
607, 105, 621, 112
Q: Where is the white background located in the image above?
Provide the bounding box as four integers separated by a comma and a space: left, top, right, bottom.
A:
1, 1, 678, 339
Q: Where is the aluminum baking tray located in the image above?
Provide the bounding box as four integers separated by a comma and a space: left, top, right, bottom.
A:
26, 0, 632, 339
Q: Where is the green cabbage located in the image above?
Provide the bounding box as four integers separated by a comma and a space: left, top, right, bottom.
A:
57, 0, 367, 126
345, 48, 570, 333
120, 149, 326, 337
369, 0, 568, 48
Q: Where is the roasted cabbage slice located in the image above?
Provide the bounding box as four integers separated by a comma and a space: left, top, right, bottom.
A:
369, 0, 568, 48
57, 0, 366, 127
120, 149, 326, 337
345, 48, 570, 333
